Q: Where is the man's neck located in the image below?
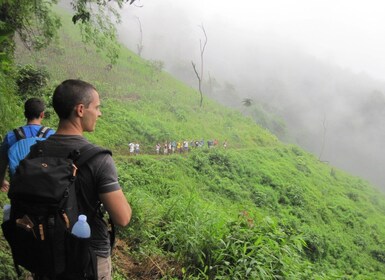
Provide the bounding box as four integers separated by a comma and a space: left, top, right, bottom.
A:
27, 119, 42, 125
56, 119, 83, 136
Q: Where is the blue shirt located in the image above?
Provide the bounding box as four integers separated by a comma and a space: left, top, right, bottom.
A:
4, 124, 55, 150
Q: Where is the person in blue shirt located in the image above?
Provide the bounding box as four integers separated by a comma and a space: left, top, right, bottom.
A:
0, 98, 55, 192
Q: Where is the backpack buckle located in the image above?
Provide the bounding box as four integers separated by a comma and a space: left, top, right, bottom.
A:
72, 164, 78, 177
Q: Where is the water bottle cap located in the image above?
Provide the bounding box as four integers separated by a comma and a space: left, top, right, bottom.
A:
78, 214, 87, 222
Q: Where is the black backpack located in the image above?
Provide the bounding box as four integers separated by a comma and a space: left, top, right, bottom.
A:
2, 141, 113, 280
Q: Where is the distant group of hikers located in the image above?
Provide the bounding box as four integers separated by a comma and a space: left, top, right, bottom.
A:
127, 139, 228, 155
0, 80, 132, 280
155, 139, 228, 155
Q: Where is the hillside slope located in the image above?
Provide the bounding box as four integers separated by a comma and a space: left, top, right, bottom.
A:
1, 10, 385, 280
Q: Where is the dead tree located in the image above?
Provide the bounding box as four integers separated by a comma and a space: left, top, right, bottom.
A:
191, 24, 207, 107
318, 114, 327, 161
136, 17, 144, 57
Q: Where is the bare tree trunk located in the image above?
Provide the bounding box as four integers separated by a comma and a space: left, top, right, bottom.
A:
191, 25, 207, 107
319, 114, 327, 161
136, 17, 143, 57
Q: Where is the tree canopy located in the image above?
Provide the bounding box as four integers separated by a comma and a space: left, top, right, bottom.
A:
0, 0, 137, 69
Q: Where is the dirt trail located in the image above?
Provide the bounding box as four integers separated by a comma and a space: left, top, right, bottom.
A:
113, 239, 182, 279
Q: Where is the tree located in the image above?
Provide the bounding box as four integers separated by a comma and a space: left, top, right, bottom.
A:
0, 0, 61, 51
191, 24, 207, 107
318, 114, 327, 162
242, 98, 253, 115
0, 0, 138, 67
242, 98, 253, 107
135, 16, 144, 57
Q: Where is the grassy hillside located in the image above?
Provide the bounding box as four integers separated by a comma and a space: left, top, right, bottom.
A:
1, 10, 385, 280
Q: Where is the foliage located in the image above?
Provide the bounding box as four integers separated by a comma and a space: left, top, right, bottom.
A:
0, 0, 61, 51
0, 72, 22, 136
0, 0, 137, 65
15, 64, 50, 97
0, 26, 14, 73
242, 98, 253, 107
148, 59, 164, 73
70, 0, 138, 64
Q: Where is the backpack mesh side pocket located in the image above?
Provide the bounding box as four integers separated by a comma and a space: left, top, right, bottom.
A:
63, 232, 97, 280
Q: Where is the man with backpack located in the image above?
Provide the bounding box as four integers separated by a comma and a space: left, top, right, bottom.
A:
2, 80, 132, 279
0, 97, 55, 192
45, 79, 132, 279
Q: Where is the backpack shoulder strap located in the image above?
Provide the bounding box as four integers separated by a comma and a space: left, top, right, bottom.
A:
74, 144, 112, 168
36, 126, 52, 138
13, 127, 26, 141
74, 144, 115, 249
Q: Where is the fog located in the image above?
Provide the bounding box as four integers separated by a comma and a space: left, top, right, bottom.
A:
116, 0, 385, 190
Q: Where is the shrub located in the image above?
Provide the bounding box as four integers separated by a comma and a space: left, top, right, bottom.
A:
204, 215, 306, 279
371, 250, 385, 264
278, 184, 305, 207
16, 64, 50, 97
303, 231, 328, 262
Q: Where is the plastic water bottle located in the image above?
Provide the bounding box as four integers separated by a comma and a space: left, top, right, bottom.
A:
3, 204, 11, 222
71, 214, 91, 238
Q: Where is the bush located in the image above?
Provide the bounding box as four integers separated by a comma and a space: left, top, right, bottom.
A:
278, 184, 305, 207
16, 64, 50, 98
205, 215, 306, 279
303, 231, 328, 262
371, 250, 385, 264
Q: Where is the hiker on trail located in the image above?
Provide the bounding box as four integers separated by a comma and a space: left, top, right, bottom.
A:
208, 140, 213, 148
128, 142, 135, 155
195, 140, 199, 148
41, 79, 132, 279
177, 141, 182, 153
183, 140, 189, 153
135, 142, 140, 155
156, 143, 161, 154
163, 142, 168, 155
171, 140, 176, 153
0, 97, 55, 192
214, 139, 218, 147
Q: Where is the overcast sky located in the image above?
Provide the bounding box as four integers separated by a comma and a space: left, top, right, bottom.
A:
119, 0, 385, 82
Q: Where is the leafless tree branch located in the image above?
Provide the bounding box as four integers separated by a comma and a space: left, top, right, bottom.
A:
191, 24, 207, 107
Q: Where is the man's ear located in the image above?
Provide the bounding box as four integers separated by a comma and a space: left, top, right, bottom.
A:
75, 104, 85, 117
39, 111, 45, 119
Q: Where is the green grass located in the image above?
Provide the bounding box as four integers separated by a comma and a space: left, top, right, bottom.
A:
2, 7, 385, 279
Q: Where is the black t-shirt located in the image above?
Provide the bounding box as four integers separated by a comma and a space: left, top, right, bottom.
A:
40, 134, 121, 257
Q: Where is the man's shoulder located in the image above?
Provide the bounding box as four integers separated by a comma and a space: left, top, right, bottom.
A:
46, 135, 110, 157
46, 134, 88, 144
4, 127, 20, 147
37, 135, 89, 155
12, 124, 55, 139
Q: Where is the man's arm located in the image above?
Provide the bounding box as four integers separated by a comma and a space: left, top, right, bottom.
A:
1, 180, 9, 192
0, 139, 9, 186
99, 189, 132, 227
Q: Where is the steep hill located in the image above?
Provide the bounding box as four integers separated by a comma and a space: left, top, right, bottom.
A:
116, 4, 385, 191
1, 10, 385, 280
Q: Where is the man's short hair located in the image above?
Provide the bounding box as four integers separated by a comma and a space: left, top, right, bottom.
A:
53, 79, 96, 119
24, 98, 46, 120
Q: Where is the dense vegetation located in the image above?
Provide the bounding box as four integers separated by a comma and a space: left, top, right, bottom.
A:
1, 10, 385, 280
